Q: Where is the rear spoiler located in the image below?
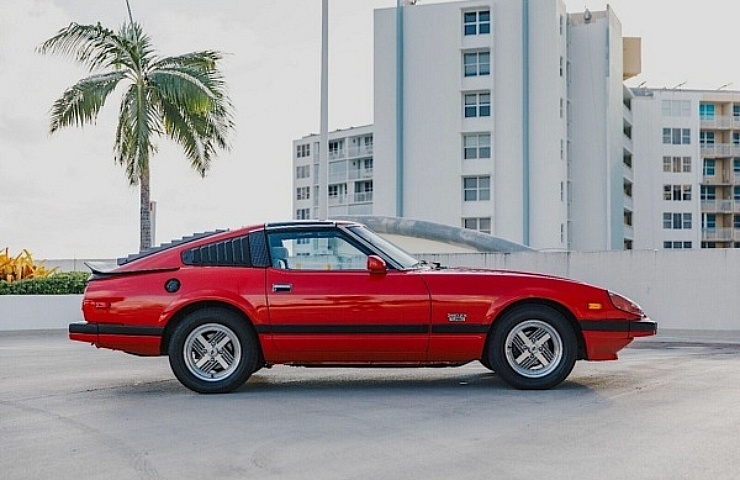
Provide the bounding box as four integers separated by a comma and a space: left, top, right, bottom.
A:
85, 261, 179, 279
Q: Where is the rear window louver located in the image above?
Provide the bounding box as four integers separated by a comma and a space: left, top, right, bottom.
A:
181, 235, 252, 267
117, 230, 227, 266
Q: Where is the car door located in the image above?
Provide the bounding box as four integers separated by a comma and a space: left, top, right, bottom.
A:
264, 227, 431, 364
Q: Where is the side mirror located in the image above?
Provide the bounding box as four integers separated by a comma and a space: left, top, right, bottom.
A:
367, 255, 387, 275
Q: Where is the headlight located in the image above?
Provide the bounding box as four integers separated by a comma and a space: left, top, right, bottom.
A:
608, 291, 645, 318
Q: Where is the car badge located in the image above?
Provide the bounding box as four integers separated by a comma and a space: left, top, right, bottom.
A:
447, 313, 467, 322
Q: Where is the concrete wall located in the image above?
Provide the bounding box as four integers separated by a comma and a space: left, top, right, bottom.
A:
0, 295, 83, 331
423, 249, 740, 332
4, 250, 739, 333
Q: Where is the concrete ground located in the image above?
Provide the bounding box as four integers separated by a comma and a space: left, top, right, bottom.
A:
1, 330, 739, 480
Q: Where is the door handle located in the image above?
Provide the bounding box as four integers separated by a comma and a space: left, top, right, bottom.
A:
272, 283, 292, 293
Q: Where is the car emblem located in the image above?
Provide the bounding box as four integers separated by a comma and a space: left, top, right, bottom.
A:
447, 313, 467, 322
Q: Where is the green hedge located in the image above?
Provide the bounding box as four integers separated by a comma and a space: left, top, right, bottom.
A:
0, 271, 89, 295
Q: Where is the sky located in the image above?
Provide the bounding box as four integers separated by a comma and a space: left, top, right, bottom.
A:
2, 0, 740, 259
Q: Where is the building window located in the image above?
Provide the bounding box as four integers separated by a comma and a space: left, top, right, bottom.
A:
463, 176, 491, 201
463, 10, 490, 36
559, 56, 564, 77
329, 140, 343, 158
463, 133, 491, 159
296, 208, 311, 220
464, 92, 491, 118
663, 241, 692, 249
662, 128, 691, 145
296, 165, 310, 179
663, 185, 692, 201
700, 131, 715, 145
703, 214, 717, 230
662, 212, 692, 230
701, 186, 716, 200
296, 186, 310, 201
463, 50, 490, 77
734, 186, 740, 201
734, 133, 740, 146
661, 100, 691, 117
734, 215, 740, 229
703, 159, 716, 176
734, 105, 740, 119
699, 103, 716, 120
296, 144, 311, 158
328, 183, 346, 197
463, 217, 491, 234
662, 156, 691, 173
734, 158, 740, 174
354, 180, 373, 202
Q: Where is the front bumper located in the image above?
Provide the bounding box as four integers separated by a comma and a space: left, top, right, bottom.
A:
579, 318, 657, 361
580, 318, 658, 338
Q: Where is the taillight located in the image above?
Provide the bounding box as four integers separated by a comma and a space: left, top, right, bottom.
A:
608, 291, 645, 318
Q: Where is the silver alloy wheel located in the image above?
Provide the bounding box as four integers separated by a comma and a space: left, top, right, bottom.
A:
183, 323, 242, 382
504, 319, 563, 379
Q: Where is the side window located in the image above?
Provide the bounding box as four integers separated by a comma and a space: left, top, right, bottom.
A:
267, 230, 369, 271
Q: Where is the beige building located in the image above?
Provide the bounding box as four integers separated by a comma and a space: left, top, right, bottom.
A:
632, 88, 740, 249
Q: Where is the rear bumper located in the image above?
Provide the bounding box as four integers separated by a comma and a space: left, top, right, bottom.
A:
69, 322, 163, 356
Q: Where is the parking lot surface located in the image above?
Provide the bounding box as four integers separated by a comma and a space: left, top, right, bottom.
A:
2, 330, 739, 480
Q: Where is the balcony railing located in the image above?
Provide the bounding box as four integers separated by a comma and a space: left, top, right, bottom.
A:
348, 168, 374, 180
700, 116, 733, 129
328, 195, 348, 205
328, 150, 345, 160
700, 143, 740, 158
701, 174, 733, 185
623, 224, 634, 239
347, 145, 374, 157
702, 227, 733, 241
623, 194, 634, 211
353, 192, 373, 203
701, 199, 738, 212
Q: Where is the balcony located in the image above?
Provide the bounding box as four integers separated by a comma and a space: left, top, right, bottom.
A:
328, 150, 345, 160
700, 115, 733, 129
623, 224, 634, 239
328, 195, 348, 205
353, 192, 373, 203
702, 174, 733, 186
623, 194, 634, 211
700, 143, 740, 158
348, 168, 374, 180
347, 145, 374, 157
702, 227, 733, 241
701, 199, 735, 212
623, 163, 634, 182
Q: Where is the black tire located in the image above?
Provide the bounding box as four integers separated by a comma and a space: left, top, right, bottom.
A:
168, 308, 259, 393
487, 305, 577, 390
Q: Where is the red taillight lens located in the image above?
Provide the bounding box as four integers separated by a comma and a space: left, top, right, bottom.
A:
608, 291, 645, 318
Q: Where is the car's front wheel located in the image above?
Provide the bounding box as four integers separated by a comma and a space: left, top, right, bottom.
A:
168, 308, 259, 393
488, 305, 577, 390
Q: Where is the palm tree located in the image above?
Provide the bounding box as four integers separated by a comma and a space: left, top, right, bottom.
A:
38, 20, 234, 251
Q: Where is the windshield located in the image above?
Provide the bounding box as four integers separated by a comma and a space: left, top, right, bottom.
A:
348, 225, 420, 269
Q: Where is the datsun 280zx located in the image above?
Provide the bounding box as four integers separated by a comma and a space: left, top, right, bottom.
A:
69, 221, 657, 393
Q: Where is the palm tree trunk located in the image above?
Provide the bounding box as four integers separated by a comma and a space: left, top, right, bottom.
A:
139, 165, 152, 252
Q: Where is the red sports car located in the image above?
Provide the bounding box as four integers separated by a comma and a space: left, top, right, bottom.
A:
70, 221, 656, 393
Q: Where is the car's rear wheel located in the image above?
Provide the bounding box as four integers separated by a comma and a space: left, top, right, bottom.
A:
488, 305, 577, 390
168, 308, 259, 393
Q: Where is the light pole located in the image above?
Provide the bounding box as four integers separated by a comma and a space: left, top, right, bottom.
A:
319, 0, 329, 219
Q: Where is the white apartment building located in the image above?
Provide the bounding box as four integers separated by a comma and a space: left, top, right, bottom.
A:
293, 0, 640, 251
293, 125, 375, 220
632, 88, 740, 249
